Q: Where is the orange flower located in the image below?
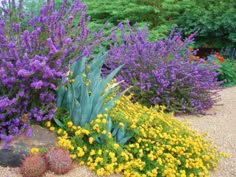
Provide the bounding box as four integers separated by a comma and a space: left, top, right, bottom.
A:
188, 47, 194, 51
188, 55, 194, 61
214, 52, 225, 62
217, 56, 225, 63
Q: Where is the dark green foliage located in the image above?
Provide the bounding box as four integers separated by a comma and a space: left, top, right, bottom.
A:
176, 0, 236, 48
83, 0, 236, 47
208, 53, 236, 87
82, 0, 192, 40
218, 59, 236, 86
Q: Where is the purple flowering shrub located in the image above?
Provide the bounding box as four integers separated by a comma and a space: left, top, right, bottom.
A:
105, 23, 220, 114
0, 0, 103, 145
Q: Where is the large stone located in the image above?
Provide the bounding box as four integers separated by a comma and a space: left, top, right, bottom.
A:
0, 125, 58, 167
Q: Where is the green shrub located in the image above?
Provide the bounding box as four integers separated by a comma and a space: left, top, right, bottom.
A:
82, 0, 194, 41
176, 0, 236, 48
208, 53, 236, 87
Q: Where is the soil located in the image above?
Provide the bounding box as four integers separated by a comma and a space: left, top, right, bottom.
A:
0, 87, 235, 177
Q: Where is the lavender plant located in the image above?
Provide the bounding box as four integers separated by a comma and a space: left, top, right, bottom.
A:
105, 23, 220, 114
0, 0, 103, 146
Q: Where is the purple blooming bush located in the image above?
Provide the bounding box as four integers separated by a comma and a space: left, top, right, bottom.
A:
0, 0, 103, 145
105, 23, 220, 114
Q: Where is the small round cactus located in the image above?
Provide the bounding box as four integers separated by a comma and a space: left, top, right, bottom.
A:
46, 147, 73, 174
20, 154, 47, 177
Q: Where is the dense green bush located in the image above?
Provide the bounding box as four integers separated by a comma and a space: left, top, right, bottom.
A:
82, 0, 236, 47
82, 0, 194, 40
23, 0, 236, 48
176, 0, 236, 48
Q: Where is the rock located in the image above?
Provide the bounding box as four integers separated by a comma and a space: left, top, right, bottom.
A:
0, 125, 57, 167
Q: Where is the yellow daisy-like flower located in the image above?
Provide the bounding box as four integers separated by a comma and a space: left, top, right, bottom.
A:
102, 118, 107, 124
95, 119, 101, 123
90, 150, 96, 156
97, 114, 103, 118
77, 151, 85, 157
119, 122, 124, 127
75, 130, 81, 136
67, 121, 73, 127
130, 123, 137, 129
80, 161, 85, 165
96, 168, 105, 176
102, 130, 107, 134
70, 154, 76, 159
57, 128, 63, 134
49, 126, 55, 131
45, 121, 51, 127
98, 149, 102, 155
114, 143, 120, 150
30, 148, 39, 154
89, 137, 95, 144
82, 129, 90, 135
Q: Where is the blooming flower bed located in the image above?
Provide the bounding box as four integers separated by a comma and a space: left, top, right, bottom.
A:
0, 1, 229, 177
45, 95, 226, 177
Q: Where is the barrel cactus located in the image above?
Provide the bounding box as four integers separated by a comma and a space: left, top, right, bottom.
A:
20, 154, 47, 177
46, 147, 73, 174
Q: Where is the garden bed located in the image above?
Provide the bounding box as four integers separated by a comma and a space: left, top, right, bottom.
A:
0, 87, 235, 177
0, 1, 235, 177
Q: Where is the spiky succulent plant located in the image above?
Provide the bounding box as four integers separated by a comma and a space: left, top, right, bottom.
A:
56, 52, 123, 127
20, 154, 47, 177
46, 147, 73, 174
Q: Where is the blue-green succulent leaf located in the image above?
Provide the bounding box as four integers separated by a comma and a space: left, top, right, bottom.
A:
71, 99, 81, 125
54, 118, 65, 128
56, 85, 66, 107
119, 134, 133, 145
117, 127, 125, 142
80, 84, 92, 126
106, 117, 112, 132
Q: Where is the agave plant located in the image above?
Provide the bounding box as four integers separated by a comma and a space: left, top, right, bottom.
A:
56, 52, 123, 127
95, 117, 134, 145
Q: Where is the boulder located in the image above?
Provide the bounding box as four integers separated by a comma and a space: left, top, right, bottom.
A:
0, 125, 57, 167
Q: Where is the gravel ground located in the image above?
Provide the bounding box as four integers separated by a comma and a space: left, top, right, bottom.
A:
176, 86, 236, 177
0, 87, 235, 177
0, 164, 122, 177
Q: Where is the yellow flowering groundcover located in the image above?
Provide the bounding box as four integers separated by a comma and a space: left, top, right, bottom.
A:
46, 96, 226, 177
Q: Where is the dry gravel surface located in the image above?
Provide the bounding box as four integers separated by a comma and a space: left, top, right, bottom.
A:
0, 165, 122, 177
176, 86, 236, 177
0, 87, 235, 177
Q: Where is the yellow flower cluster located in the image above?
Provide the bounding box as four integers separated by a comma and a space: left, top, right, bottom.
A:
49, 95, 225, 177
